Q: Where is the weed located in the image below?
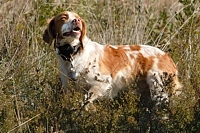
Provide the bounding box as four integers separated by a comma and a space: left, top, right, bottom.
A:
0, 0, 199, 132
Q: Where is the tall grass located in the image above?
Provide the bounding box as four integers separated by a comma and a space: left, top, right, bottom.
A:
0, 0, 200, 132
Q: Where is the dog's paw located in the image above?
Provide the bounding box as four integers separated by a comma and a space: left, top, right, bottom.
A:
85, 102, 96, 112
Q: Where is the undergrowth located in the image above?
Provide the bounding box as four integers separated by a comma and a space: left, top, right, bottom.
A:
0, 0, 200, 132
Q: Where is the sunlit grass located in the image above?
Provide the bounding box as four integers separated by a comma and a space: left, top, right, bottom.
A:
0, 0, 199, 132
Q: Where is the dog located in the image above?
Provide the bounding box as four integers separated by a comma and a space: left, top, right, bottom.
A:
43, 11, 182, 110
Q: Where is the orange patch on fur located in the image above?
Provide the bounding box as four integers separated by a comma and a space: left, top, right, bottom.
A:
129, 54, 135, 59
129, 45, 141, 51
99, 45, 129, 78
157, 53, 177, 74
134, 53, 154, 77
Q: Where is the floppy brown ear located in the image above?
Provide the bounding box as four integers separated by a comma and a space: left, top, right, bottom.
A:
42, 19, 56, 45
43, 28, 53, 44
80, 18, 86, 48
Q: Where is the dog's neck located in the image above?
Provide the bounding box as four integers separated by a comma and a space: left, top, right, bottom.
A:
54, 38, 82, 61
59, 38, 80, 47
55, 37, 91, 81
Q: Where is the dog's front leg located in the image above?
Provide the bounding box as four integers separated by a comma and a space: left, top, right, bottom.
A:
59, 69, 68, 89
58, 60, 72, 89
147, 72, 169, 106
84, 84, 111, 111
84, 86, 100, 111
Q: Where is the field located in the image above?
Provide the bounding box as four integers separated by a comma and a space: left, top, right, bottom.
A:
0, 0, 200, 132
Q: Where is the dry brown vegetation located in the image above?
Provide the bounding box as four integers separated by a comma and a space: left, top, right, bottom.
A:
0, 0, 200, 132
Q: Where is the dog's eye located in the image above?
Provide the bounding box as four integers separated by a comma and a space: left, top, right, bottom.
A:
60, 15, 68, 21
61, 16, 67, 21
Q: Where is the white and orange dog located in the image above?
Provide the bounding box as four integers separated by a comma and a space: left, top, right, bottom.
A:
43, 11, 182, 108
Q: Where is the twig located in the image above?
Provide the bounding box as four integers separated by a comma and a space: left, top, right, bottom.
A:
7, 114, 40, 133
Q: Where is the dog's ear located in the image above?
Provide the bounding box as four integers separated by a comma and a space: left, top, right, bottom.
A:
80, 18, 86, 48
42, 19, 56, 45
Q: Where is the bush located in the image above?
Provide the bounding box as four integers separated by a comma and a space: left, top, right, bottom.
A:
0, 0, 199, 132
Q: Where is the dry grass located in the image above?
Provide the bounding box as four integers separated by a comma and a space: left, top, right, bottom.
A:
0, 0, 200, 132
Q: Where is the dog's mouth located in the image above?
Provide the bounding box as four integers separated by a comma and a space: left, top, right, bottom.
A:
62, 27, 81, 37
73, 27, 81, 32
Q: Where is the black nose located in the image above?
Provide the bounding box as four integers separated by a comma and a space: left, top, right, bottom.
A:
72, 18, 81, 24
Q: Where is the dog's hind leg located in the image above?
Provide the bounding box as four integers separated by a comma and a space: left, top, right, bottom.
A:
147, 72, 169, 106
146, 72, 170, 120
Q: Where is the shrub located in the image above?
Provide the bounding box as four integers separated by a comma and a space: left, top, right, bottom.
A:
0, 0, 199, 132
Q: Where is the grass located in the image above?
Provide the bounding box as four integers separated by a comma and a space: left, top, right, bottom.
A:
0, 0, 200, 132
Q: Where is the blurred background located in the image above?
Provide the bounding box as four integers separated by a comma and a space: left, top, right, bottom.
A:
0, 0, 200, 132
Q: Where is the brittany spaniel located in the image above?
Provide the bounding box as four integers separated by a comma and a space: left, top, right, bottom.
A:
43, 11, 182, 109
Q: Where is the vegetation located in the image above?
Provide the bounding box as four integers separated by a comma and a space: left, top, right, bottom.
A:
0, 0, 200, 132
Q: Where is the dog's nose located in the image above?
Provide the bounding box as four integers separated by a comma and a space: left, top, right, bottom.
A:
72, 18, 81, 24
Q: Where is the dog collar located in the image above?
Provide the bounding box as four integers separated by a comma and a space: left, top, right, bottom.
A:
54, 41, 81, 61
53, 33, 81, 61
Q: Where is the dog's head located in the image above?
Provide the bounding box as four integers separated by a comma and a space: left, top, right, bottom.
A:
43, 11, 86, 48
43, 11, 86, 81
